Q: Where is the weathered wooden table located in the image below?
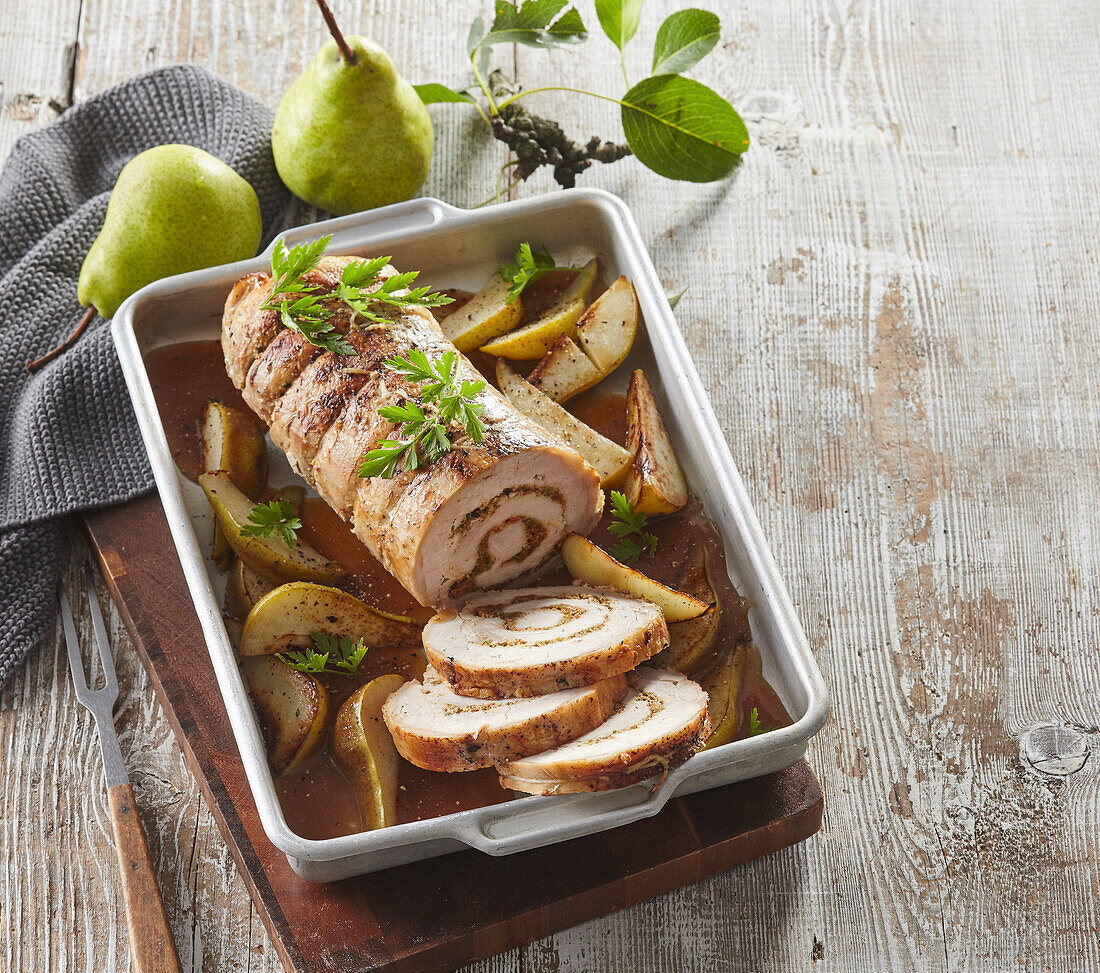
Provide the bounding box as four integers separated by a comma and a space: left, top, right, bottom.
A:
3, 1, 1098, 970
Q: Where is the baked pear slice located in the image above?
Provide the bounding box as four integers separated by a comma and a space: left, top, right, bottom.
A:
527, 334, 604, 403
480, 257, 599, 359
240, 581, 418, 656
563, 256, 600, 305
202, 401, 268, 570
575, 275, 638, 374
225, 558, 276, 620
561, 534, 711, 622
655, 546, 722, 674
242, 656, 329, 775
496, 359, 631, 485
199, 472, 344, 585
701, 645, 748, 750
332, 674, 406, 830
479, 295, 586, 359
624, 370, 688, 516
438, 272, 522, 353
202, 401, 267, 495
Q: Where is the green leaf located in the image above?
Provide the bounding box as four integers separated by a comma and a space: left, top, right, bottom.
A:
480, 0, 587, 51
499, 242, 558, 302
340, 255, 391, 288
414, 83, 478, 106
467, 16, 491, 73
279, 632, 368, 676
667, 285, 688, 310
595, 0, 645, 52
239, 500, 302, 548
651, 8, 720, 76
607, 490, 657, 562
621, 74, 748, 182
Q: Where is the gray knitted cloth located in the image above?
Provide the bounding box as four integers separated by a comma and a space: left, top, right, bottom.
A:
0, 65, 292, 683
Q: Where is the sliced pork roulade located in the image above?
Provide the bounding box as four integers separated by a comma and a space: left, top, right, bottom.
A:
497, 668, 710, 794
382, 668, 628, 772
423, 586, 668, 698
222, 256, 603, 606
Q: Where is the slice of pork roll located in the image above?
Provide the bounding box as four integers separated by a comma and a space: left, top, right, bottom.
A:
382, 668, 628, 772
422, 586, 669, 698
222, 256, 603, 606
497, 668, 710, 795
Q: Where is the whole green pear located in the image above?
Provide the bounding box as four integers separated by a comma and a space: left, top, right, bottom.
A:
78, 145, 262, 318
272, 37, 433, 215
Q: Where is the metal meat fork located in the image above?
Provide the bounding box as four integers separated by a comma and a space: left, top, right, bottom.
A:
60, 562, 183, 973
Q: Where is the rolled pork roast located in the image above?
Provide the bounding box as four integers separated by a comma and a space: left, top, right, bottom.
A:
222, 255, 603, 606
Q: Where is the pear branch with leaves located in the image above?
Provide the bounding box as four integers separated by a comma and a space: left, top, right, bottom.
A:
414, 0, 747, 192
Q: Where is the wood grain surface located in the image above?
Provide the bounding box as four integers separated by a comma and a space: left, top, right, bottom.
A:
2, 1, 1098, 971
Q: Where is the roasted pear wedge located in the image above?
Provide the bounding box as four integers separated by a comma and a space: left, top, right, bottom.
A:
527, 334, 604, 403
242, 656, 329, 775
496, 360, 630, 485
223, 485, 305, 619
203, 401, 268, 570
273, 483, 305, 516
479, 295, 585, 359
438, 272, 522, 353
225, 558, 276, 620
240, 581, 419, 656
563, 256, 600, 304
575, 276, 638, 374
561, 534, 711, 622
624, 370, 688, 516
202, 401, 267, 495
658, 546, 722, 673
701, 645, 748, 750
199, 472, 344, 585
332, 674, 406, 830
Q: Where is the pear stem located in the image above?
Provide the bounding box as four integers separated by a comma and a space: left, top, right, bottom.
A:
26, 306, 96, 373
314, 0, 358, 66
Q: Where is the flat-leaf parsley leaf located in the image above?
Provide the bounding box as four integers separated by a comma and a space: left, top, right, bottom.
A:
239, 500, 302, 548
608, 490, 658, 563
498, 242, 559, 302
359, 351, 486, 479
278, 631, 369, 676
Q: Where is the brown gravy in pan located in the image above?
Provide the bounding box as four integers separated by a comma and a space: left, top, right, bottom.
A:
145, 339, 791, 840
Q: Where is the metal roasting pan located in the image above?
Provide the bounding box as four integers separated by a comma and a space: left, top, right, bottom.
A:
112, 189, 830, 881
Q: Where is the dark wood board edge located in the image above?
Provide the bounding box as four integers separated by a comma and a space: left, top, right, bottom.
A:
82, 498, 308, 973
83, 495, 824, 973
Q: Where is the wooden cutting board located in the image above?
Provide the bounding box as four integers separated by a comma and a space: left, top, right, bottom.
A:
83, 492, 824, 973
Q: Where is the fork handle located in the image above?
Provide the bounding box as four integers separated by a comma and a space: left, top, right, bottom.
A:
107, 784, 183, 973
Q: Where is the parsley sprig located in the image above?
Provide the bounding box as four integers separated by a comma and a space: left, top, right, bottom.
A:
259, 237, 354, 357
748, 707, 775, 737
359, 350, 486, 479
239, 500, 302, 548
608, 491, 658, 563
278, 631, 368, 676
337, 256, 455, 323
260, 237, 452, 356
498, 242, 563, 302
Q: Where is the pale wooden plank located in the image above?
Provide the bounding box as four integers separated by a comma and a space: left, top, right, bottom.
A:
4, 0, 1100, 970
0, 0, 82, 159
506, 0, 1100, 970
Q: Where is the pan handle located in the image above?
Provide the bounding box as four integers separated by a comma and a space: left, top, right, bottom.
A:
268, 197, 459, 254
458, 763, 689, 857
